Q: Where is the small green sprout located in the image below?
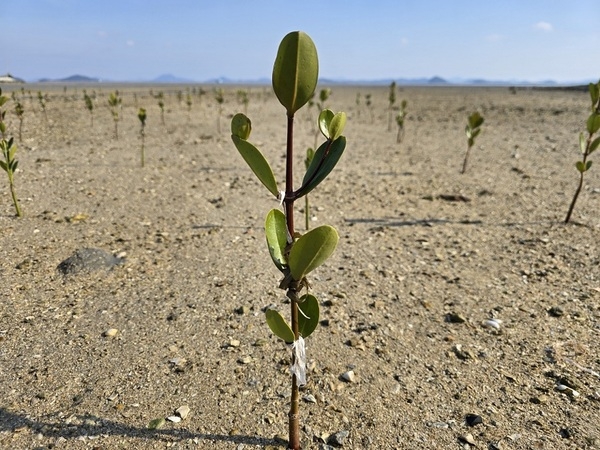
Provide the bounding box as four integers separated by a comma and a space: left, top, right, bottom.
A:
237, 89, 249, 115
215, 88, 224, 132
460, 111, 484, 174
565, 80, 600, 223
156, 92, 165, 125
138, 107, 147, 167
355, 92, 361, 117
388, 81, 397, 131
14, 99, 24, 142
185, 92, 192, 113
83, 90, 94, 127
37, 91, 47, 121
365, 93, 374, 122
231, 31, 347, 450
395, 99, 408, 143
0, 88, 23, 217
108, 91, 121, 139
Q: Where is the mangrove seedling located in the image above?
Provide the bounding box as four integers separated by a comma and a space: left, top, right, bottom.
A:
461, 111, 484, 174
388, 81, 397, 131
215, 88, 225, 132
108, 91, 121, 139
156, 92, 165, 125
565, 80, 600, 223
185, 93, 192, 113
37, 91, 48, 121
237, 89, 249, 115
395, 99, 408, 143
231, 31, 347, 450
14, 100, 24, 142
365, 93, 374, 123
83, 90, 94, 126
138, 107, 147, 167
0, 89, 23, 217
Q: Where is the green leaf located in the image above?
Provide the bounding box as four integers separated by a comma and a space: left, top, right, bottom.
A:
299, 137, 346, 197
471, 128, 481, 140
587, 113, 600, 135
231, 135, 278, 197
266, 308, 295, 343
328, 112, 347, 141
304, 147, 315, 169
576, 161, 587, 173
288, 225, 339, 281
580, 132, 587, 153
8, 142, 17, 161
0, 160, 7, 172
586, 160, 593, 171
589, 82, 600, 107
11, 160, 18, 172
231, 113, 251, 140
589, 136, 600, 154
468, 112, 484, 129
298, 294, 319, 338
272, 31, 319, 115
265, 209, 289, 271
318, 109, 334, 139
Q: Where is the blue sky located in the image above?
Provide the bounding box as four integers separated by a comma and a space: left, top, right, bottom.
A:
1, 0, 599, 83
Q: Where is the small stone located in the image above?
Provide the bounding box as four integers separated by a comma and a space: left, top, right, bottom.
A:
548, 306, 564, 317
176, 405, 190, 420
238, 356, 253, 364
166, 415, 181, 423
57, 247, 123, 275
103, 328, 118, 338
458, 433, 476, 445
327, 430, 349, 447
235, 306, 250, 315
482, 318, 501, 330
303, 394, 317, 403
465, 414, 483, 427
341, 370, 356, 383
531, 394, 549, 404
446, 312, 467, 324
229, 339, 241, 348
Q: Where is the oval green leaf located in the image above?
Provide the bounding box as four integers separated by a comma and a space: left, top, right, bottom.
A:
589, 136, 600, 154
272, 31, 319, 115
231, 113, 251, 140
318, 109, 334, 139
587, 113, 600, 135
328, 112, 347, 141
299, 136, 346, 197
288, 225, 339, 281
266, 308, 295, 343
575, 161, 587, 173
298, 294, 319, 338
231, 135, 278, 197
265, 209, 289, 271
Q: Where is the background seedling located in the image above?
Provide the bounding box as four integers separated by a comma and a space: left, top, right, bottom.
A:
231, 31, 347, 449
565, 80, 600, 223
365, 93, 374, 123
185, 92, 192, 113
108, 91, 121, 139
83, 90, 94, 127
138, 107, 147, 167
395, 99, 407, 143
237, 89, 249, 115
37, 91, 48, 121
461, 111, 484, 174
388, 81, 396, 131
14, 99, 24, 142
0, 88, 23, 217
215, 88, 224, 132
156, 92, 165, 125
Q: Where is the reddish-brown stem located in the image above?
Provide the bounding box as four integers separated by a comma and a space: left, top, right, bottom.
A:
284, 112, 301, 450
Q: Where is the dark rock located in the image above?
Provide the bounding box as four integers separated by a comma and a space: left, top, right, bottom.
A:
466, 413, 483, 426
57, 248, 123, 275
328, 430, 349, 447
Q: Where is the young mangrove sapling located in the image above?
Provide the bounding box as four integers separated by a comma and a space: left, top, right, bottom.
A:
0, 88, 23, 217
138, 107, 147, 167
230, 31, 347, 450
461, 111, 484, 174
565, 80, 600, 223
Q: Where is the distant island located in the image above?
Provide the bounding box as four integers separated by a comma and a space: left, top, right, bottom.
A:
39, 74, 100, 83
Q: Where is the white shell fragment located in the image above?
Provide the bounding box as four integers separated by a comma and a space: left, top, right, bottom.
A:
556, 384, 580, 397
176, 405, 190, 420
341, 370, 356, 383
166, 415, 181, 423
482, 318, 502, 330
103, 328, 118, 337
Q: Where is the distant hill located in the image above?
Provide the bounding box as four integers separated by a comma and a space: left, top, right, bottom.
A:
39, 74, 100, 83
153, 73, 194, 83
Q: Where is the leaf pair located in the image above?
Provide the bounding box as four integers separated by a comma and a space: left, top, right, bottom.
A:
318, 109, 346, 141
266, 294, 320, 343
265, 209, 339, 280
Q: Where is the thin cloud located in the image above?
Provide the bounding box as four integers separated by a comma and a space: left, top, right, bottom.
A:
534, 21, 553, 32
486, 33, 505, 42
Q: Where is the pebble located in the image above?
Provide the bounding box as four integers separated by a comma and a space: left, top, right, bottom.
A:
166, 415, 181, 423
548, 306, 564, 317
176, 405, 190, 419
556, 384, 580, 397
531, 394, 549, 404
446, 312, 467, 323
238, 356, 253, 364
57, 247, 124, 275
458, 433, 476, 446
103, 328, 118, 338
327, 430, 349, 446
341, 370, 356, 383
229, 339, 241, 348
465, 414, 483, 427
482, 318, 501, 330
303, 394, 317, 403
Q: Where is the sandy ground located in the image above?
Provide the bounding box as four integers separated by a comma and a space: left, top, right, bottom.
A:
0, 83, 599, 450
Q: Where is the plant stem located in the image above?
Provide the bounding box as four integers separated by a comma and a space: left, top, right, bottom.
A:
565, 171, 584, 224
8, 174, 22, 217
461, 143, 471, 174
305, 195, 310, 231
284, 113, 300, 450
